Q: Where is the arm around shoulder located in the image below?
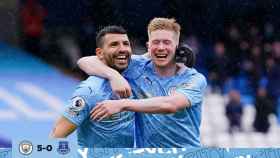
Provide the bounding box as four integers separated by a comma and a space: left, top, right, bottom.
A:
77, 56, 120, 79
77, 56, 132, 98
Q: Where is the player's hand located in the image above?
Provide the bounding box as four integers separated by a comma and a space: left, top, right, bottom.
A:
109, 73, 132, 98
90, 100, 124, 121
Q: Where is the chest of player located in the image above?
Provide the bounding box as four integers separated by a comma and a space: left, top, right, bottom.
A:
94, 84, 134, 121
133, 73, 191, 98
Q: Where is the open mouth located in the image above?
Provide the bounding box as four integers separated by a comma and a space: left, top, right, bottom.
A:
115, 55, 128, 62
155, 54, 168, 59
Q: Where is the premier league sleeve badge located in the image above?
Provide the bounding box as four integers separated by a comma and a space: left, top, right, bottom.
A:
67, 96, 86, 116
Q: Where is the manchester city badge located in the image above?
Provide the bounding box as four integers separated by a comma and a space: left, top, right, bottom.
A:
19, 140, 33, 155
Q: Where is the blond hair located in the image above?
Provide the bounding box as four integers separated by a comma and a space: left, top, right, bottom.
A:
147, 17, 181, 41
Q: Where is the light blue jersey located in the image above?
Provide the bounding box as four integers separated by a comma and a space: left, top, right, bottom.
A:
128, 58, 207, 148
63, 69, 139, 148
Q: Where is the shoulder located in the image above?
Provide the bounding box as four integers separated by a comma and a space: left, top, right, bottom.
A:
190, 69, 207, 89
192, 70, 207, 86
70, 76, 108, 111
130, 55, 151, 65
73, 76, 107, 97
179, 67, 207, 89
123, 55, 151, 79
85, 76, 107, 85
131, 54, 150, 60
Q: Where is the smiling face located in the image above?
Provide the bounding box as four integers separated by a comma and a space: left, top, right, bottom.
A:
148, 30, 178, 68
96, 33, 132, 72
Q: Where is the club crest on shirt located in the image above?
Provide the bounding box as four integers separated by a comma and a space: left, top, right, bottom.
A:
67, 96, 86, 116
180, 83, 192, 89
168, 83, 192, 95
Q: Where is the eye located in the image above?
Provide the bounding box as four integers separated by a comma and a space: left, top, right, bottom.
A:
163, 40, 171, 45
152, 40, 160, 45
110, 41, 119, 47
123, 41, 130, 46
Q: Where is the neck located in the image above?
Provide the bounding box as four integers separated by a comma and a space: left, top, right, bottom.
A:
116, 68, 124, 73
153, 63, 179, 77
110, 65, 124, 73
102, 59, 125, 73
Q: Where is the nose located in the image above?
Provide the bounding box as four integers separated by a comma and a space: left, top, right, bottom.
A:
157, 42, 165, 50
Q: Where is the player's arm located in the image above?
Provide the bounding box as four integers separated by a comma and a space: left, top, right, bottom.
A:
91, 92, 190, 121
77, 56, 120, 80
77, 56, 131, 98
91, 74, 207, 121
123, 92, 190, 113
50, 116, 77, 138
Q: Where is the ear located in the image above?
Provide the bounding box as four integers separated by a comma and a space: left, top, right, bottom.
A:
95, 48, 103, 60
176, 44, 179, 49
146, 42, 151, 55
146, 41, 149, 49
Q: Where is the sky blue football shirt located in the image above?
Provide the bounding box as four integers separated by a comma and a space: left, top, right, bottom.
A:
131, 60, 207, 147
63, 75, 136, 148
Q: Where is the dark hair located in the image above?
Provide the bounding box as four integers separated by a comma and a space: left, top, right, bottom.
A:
96, 25, 127, 48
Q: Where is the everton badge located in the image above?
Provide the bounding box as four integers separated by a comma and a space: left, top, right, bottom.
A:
57, 141, 70, 155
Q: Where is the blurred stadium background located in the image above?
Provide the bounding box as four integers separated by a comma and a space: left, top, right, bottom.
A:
0, 0, 280, 148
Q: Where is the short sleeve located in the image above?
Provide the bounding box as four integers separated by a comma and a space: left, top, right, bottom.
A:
62, 85, 98, 126
176, 74, 207, 106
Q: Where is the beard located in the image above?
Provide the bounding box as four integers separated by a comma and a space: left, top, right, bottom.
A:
104, 54, 131, 72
